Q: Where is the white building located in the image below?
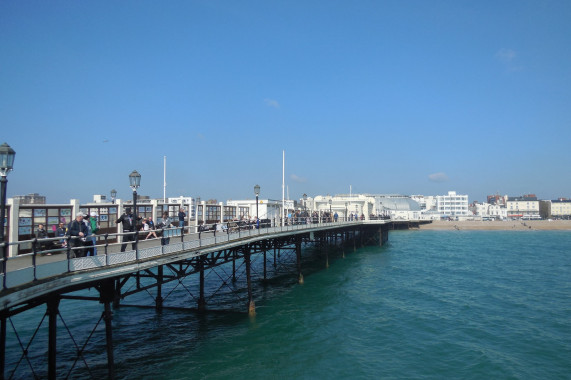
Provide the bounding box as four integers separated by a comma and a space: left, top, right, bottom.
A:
168, 196, 196, 219
309, 194, 421, 221
550, 199, 571, 219
474, 202, 507, 220
506, 195, 540, 219
435, 191, 470, 219
226, 199, 282, 221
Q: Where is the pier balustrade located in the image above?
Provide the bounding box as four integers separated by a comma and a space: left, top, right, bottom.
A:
0, 217, 360, 292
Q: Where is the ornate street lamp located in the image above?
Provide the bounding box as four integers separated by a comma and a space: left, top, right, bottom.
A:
0, 143, 16, 271
254, 184, 260, 220
303, 193, 307, 213
110, 189, 117, 204
129, 170, 141, 248
345, 202, 348, 221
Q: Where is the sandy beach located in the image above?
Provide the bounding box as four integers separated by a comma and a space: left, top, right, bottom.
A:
417, 220, 571, 231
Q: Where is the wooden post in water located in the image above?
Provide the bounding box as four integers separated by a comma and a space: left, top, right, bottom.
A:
245, 245, 255, 316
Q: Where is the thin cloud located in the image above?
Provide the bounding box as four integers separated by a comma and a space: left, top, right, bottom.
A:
496, 48, 516, 63
496, 48, 523, 72
428, 172, 449, 183
290, 174, 307, 183
264, 99, 280, 108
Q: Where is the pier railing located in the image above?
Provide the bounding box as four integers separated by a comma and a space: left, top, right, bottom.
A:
0, 218, 368, 292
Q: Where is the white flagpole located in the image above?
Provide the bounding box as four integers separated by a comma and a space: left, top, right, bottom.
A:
282, 150, 285, 226
163, 156, 167, 203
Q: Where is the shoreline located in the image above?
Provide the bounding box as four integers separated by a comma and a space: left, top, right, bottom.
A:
416, 220, 571, 231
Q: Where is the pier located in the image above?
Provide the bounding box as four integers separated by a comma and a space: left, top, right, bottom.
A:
0, 218, 414, 379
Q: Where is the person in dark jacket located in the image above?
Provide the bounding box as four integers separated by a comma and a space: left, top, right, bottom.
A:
35, 223, 51, 253
116, 207, 139, 252
67, 213, 89, 258
178, 208, 186, 233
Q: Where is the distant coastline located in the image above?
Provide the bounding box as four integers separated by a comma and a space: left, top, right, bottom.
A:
417, 220, 571, 231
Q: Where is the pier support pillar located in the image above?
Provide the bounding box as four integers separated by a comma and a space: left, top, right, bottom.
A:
296, 237, 304, 284
198, 256, 206, 312
103, 301, 115, 380
263, 249, 267, 281
99, 280, 116, 380
232, 249, 237, 282
245, 245, 255, 316
112, 279, 121, 309
0, 313, 6, 380
273, 246, 277, 268
47, 297, 60, 380
156, 265, 164, 311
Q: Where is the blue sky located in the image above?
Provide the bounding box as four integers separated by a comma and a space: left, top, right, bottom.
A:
1, 0, 570, 204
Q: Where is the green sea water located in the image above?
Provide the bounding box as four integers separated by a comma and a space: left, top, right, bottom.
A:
6, 230, 571, 379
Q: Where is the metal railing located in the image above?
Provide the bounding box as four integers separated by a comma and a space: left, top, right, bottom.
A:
0, 217, 365, 292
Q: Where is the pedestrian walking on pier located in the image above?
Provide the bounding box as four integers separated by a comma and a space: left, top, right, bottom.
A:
116, 207, 138, 252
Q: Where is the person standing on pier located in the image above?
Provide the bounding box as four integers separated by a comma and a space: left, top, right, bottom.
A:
178, 207, 186, 233
116, 207, 137, 252
35, 223, 50, 253
160, 211, 173, 245
86, 212, 100, 255
67, 212, 88, 258
56, 222, 67, 247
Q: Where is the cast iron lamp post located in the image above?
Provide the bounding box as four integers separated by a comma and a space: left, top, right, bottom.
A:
303, 193, 307, 213
0, 142, 15, 279
345, 202, 348, 221
0, 143, 13, 380
254, 184, 260, 220
110, 189, 117, 204
129, 170, 141, 250
0, 143, 16, 263
328, 198, 332, 218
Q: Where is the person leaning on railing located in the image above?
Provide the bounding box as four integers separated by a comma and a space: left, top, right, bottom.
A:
67, 212, 89, 258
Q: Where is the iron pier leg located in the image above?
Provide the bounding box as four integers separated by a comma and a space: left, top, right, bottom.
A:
47, 296, 60, 380
273, 246, 277, 268
245, 246, 255, 316
100, 280, 116, 379
113, 279, 121, 309
353, 230, 357, 252
296, 238, 304, 284
0, 313, 6, 380
198, 256, 206, 312
103, 301, 115, 379
156, 265, 164, 311
232, 250, 236, 283
263, 249, 267, 281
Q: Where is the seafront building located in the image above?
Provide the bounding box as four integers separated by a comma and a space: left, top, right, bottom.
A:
540, 199, 571, 219
506, 195, 540, 219
310, 194, 422, 220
